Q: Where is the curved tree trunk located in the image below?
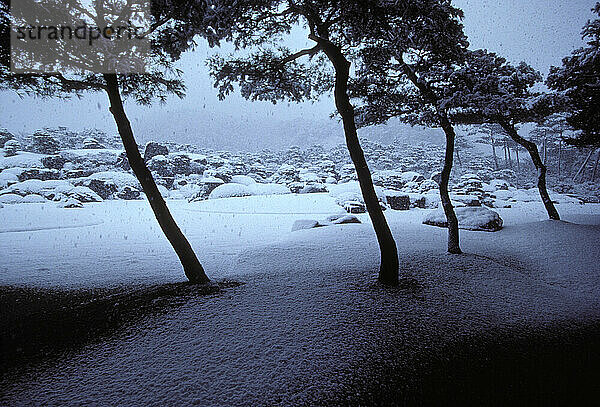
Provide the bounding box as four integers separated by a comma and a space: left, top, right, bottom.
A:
439, 119, 462, 254
500, 120, 560, 220
400, 63, 461, 254
316, 38, 399, 285
103, 74, 210, 284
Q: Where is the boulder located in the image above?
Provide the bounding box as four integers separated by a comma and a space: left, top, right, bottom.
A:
423, 207, 503, 232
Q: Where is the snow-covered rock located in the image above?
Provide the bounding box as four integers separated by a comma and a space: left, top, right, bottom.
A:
423, 207, 503, 232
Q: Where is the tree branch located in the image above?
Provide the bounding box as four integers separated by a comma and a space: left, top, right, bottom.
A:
278, 44, 321, 66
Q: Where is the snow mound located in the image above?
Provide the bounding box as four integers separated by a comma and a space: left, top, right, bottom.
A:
230, 175, 257, 186
87, 171, 139, 188
209, 183, 254, 199
1, 179, 73, 198
249, 183, 291, 195
0, 171, 19, 188
0, 152, 45, 170
423, 207, 504, 232
20, 194, 48, 203
291, 219, 321, 231
0, 193, 24, 204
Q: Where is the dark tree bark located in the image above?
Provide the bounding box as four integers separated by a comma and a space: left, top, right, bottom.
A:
438, 118, 462, 254
490, 132, 499, 170
500, 120, 560, 220
455, 148, 462, 166
592, 149, 600, 182
103, 74, 210, 284
574, 149, 594, 183
313, 36, 399, 285
558, 140, 562, 177
400, 63, 461, 254
515, 147, 520, 173
506, 140, 513, 169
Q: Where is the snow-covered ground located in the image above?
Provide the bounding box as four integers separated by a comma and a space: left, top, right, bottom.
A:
1, 194, 600, 405
1, 193, 599, 289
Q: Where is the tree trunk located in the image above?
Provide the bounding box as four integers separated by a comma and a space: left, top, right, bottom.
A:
558, 140, 562, 177
573, 149, 594, 183
103, 74, 210, 284
515, 148, 520, 173
455, 147, 462, 166
543, 136, 547, 166
438, 119, 462, 254
490, 132, 499, 170
317, 39, 399, 285
506, 140, 513, 169
592, 149, 600, 183
503, 142, 508, 166
399, 62, 461, 254
500, 120, 560, 220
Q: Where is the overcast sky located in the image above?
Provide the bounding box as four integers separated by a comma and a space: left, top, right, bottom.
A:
0, 0, 596, 150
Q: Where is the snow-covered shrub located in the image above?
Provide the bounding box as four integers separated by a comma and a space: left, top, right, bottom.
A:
17, 168, 61, 182
116, 186, 141, 200
82, 137, 105, 149
0, 129, 14, 148
209, 183, 253, 199
423, 207, 503, 232
144, 142, 169, 162
3, 140, 20, 157
27, 131, 60, 154
41, 155, 67, 170
338, 164, 357, 183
